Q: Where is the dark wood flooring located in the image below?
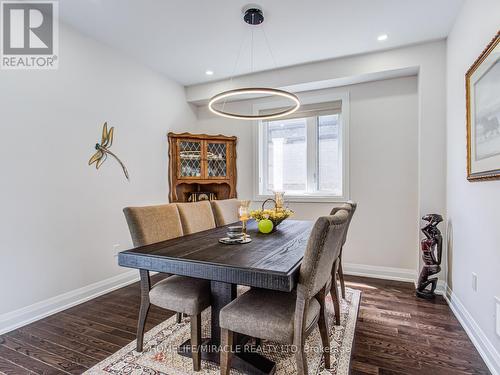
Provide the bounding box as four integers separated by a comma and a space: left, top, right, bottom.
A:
0, 275, 490, 374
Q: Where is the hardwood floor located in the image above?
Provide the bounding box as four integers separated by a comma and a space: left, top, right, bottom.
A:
0, 275, 490, 374
349, 277, 490, 375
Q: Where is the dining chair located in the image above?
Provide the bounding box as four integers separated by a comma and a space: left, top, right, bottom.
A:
211, 198, 241, 226
328, 201, 357, 325
330, 202, 357, 297
219, 211, 349, 375
176, 201, 216, 234
123, 204, 210, 371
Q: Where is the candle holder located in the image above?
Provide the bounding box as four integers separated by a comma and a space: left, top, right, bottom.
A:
274, 191, 284, 210
238, 200, 251, 239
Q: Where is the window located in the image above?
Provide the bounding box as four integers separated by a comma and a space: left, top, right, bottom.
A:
256, 98, 348, 201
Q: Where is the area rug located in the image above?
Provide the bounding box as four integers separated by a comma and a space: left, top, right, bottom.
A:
85, 287, 361, 375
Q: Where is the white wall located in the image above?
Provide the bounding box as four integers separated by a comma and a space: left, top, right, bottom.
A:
195, 76, 419, 273
188, 40, 447, 278
446, 0, 500, 371
0, 24, 196, 320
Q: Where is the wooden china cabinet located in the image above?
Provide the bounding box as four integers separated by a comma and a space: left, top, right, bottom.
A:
168, 132, 237, 202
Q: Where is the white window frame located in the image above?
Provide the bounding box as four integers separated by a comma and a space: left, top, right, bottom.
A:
253, 92, 350, 203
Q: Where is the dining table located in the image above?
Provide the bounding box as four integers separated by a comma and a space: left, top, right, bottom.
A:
118, 219, 313, 375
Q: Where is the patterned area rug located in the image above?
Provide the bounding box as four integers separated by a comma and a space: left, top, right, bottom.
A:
86, 287, 361, 375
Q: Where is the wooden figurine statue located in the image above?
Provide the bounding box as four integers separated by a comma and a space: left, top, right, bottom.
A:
416, 214, 443, 299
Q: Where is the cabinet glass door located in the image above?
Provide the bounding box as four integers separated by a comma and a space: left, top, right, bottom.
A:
207, 142, 228, 178
178, 140, 202, 178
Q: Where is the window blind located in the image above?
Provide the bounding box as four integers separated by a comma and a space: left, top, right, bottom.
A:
259, 100, 342, 121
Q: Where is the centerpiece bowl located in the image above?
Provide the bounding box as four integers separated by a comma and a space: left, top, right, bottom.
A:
250, 196, 293, 232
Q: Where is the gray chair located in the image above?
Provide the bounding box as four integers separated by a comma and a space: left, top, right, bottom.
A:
211, 198, 241, 226
328, 201, 357, 325
123, 204, 210, 371
219, 211, 349, 375
176, 201, 216, 234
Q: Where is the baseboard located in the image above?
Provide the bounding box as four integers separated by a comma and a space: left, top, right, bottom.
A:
442, 285, 500, 375
433, 280, 448, 296
343, 262, 417, 283
0, 269, 142, 335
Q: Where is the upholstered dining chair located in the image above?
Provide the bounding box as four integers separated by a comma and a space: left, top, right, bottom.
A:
328, 201, 357, 325
176, 200, 216, 234
123, 204, 210, 371
219, 211, 349, 375
211, 198, 241, 226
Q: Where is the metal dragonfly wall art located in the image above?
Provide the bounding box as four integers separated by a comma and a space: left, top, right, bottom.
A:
88, 122, 130, 180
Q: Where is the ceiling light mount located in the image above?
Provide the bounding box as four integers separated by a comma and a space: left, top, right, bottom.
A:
243, 7, 264, 25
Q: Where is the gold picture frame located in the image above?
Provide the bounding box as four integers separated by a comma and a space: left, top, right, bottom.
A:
466, 31, 500, 181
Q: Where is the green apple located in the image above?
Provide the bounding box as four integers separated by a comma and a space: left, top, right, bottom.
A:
258, 219, 274, 234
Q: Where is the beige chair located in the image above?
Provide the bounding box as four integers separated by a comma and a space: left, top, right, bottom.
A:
219, 211, 349, 375
176, 201, 216, 234
328, 201, 357, 325
123, 204, 210, 371
124, 204, 183, 245
211, 199, 241, 226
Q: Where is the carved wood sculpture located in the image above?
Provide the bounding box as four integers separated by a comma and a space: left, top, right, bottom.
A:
416, 214, 443, 299
89, 122, 129, 180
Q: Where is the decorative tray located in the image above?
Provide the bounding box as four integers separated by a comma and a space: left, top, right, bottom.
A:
219, 237, 252, 245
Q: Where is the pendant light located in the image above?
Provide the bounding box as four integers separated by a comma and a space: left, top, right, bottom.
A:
208, 6, 300, 120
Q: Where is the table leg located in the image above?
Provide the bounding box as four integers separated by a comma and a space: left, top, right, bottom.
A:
136, 269, 150, 352
210, 280, 236, 345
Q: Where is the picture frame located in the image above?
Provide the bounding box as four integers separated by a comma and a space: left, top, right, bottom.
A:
466, 31, 500, 181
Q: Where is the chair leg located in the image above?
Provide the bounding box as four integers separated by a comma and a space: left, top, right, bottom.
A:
220, 328, 233, 375
294, 284, 309, 375
318, 288, 331, 369
190, 314, 202, 371
338, 254, 346, 299
136, 269, 151, 352
330, 260, 341, 326
295, 343, 308, 375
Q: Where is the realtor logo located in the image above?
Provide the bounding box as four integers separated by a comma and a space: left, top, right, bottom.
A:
1, 1, 58, 69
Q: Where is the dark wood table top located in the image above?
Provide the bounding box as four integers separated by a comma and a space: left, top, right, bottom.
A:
118, 219, 313, 291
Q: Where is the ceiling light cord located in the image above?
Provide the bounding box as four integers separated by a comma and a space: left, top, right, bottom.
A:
261, 25, 278, 69
222, 30, 249, 112
251, 27, 254, 78
208, 6, 300, 121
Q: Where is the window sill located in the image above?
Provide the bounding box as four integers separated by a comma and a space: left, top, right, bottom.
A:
253, 194, 348, 203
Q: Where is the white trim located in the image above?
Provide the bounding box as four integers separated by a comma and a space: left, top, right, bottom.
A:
0, 270, 142, 335
253, 194, 350, 203
431, 279, 448, 296
441, 285, 500, 375
343, 262, 417, 282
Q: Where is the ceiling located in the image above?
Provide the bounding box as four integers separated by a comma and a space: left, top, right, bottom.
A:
59, 0, 463, 86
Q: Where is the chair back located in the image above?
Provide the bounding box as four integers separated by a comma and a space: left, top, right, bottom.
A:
176, 201, 216, 234
330, 201, 357, 246
298, 210, 349, 299
211, 199, 241, 226
123, 204, 183, 247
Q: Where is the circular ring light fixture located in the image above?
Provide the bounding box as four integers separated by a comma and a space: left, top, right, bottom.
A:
208, 88, 300, 120
208, 6, 300, 121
